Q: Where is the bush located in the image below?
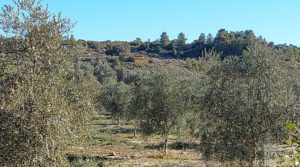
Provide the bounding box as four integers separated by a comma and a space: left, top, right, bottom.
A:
105, 43, 131, 56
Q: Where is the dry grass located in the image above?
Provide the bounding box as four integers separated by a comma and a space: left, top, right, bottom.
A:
66, 112, 208, 167
66, 112, 284, 166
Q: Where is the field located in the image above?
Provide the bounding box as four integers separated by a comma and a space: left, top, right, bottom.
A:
67, 112, 215, 167
66, 112, 291, 167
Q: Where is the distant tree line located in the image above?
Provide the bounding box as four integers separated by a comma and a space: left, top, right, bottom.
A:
42, 30, 300, 62
1, 29, 299, 62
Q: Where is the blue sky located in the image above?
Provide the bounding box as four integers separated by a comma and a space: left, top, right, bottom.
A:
0, 0, 299, 45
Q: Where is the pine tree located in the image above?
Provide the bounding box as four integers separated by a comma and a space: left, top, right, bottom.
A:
177, 32, 187, 47
198, 33, 206, 45
207, 33, 214, 45
160, 32, 170, 46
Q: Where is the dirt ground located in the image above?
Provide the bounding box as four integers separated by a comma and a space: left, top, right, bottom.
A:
66, 113, 282, 167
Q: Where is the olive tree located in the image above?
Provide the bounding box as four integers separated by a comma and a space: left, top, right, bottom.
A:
0, 0, 99, 166
99, 82, 132, 125
127, 72, 144, 137
93, 58, 117, 85
199, 43, 295, 166
134, 68, 195, 154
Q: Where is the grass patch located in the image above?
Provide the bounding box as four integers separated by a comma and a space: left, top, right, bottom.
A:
67, 113, 205, 166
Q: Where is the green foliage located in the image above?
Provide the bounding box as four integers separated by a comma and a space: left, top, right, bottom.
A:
0, 111, 43, 166
132, 37, 143, 47
280, 80, 300, 166
207, 33, 214, 44
171, 43, 178, 57
279, 120, 300, 166
66, 60, 101, 120
200, 49, 221, 61
177, 32, 187, 47
0, 0, 99, 166
186, 58, 201, 71
115, 66, 129, 82
199, 43, 295, 166
105, 42, 130, 56
284, 46, 299, 61
99, 82, 132, 124
93, 59, 117, 84
131, 68, 196, 154
197, 49, 221, 72
113, 56, 121, 67
160, 32, 170, 46
186, 50, 221, 73
198, 33, 206, 45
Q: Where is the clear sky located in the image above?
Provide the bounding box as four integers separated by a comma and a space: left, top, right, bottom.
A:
0, 0, 299, 45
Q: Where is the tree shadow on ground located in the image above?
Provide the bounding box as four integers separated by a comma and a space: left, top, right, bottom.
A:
144, 141, 199, 150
